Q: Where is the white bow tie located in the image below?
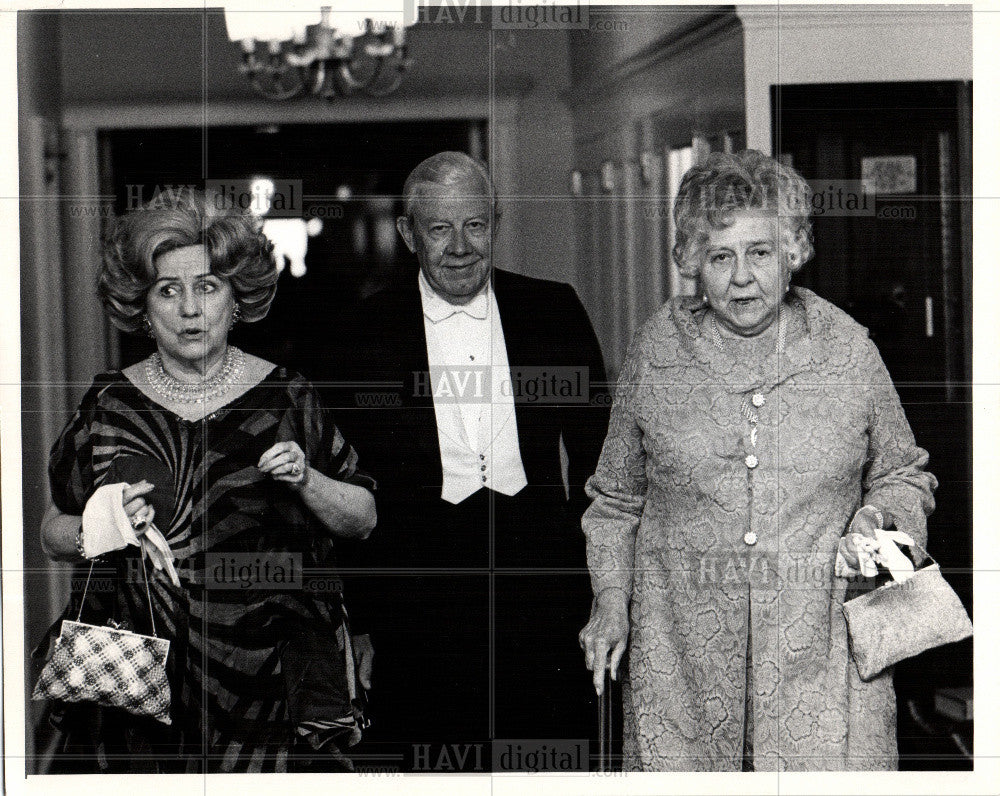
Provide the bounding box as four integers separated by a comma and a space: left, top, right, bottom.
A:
423, 291, 489, 323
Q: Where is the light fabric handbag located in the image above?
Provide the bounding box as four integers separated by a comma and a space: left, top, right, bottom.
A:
33, 554, 172, 725
842, 533, 972, 681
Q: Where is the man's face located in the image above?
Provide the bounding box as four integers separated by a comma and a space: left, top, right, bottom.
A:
397, 174, 494, 305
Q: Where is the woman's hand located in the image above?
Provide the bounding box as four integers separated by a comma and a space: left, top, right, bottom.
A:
579, 589, 630, 696
122, 480, 156, 535
837, 506, 892, 578
259, 441, 375, 538
258, 441, 310, 490
850, 505, 888, 536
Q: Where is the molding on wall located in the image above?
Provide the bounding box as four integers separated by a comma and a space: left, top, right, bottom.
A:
562, 11, 741, 109
736, 4, 971, 31
736, 3, 972, 152
61, 94, 503, 131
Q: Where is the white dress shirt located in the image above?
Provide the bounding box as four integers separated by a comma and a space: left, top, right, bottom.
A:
418, 270, 528, 504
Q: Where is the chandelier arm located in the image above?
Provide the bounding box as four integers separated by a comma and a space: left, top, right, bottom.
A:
362, 57, 407, 98
310, 60, 328, 97
286, 44, 328, 69
250, 76, 307, 101
248, 59, 308, 101
335, 61, 368, 94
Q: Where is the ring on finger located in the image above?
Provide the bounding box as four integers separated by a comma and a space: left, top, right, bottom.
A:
291, 463, 301, 475
131, 513, 147, 530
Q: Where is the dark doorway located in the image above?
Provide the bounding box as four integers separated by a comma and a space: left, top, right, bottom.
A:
773, 81, 972, 770
102, 120, 486, 380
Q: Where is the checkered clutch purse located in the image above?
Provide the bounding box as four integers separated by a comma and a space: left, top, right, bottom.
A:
33, 555, 172, 724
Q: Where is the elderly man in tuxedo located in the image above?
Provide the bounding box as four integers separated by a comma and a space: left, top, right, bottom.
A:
328, 152, 610, 771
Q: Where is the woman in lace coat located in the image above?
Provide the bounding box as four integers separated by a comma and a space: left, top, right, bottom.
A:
578, 150, 936, 771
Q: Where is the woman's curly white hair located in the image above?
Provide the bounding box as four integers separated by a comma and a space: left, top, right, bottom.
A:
671, 149, 814, 279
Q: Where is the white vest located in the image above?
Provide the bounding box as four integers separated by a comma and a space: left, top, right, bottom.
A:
418, 271, 528, 505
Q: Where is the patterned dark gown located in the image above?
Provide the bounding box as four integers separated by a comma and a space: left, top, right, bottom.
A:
40, 367, 375, 773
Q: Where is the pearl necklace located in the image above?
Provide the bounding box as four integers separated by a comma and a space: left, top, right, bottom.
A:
145, 346, 245, 404
709, 310, 787, 357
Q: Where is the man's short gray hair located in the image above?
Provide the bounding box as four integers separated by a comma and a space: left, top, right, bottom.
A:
402, 151, 498, 219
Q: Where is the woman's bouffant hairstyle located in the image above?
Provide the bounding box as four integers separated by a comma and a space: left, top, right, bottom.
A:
99, 187, 278, 333
671, 149, 814, 279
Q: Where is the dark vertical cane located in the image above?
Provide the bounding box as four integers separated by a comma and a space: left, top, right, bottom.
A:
598, 667, 612, 771
598, 685, 605, 772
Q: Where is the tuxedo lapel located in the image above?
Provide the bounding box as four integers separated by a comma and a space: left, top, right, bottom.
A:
492, 270, 541, 473
376, 275, 444, 486
492, 269, 538, 369
385, 274, 432, 407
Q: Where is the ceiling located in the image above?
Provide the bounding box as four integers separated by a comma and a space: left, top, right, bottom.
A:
56, 9, 536, 105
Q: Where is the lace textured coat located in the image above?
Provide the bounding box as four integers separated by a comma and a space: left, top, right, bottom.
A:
582, 288, 937, 771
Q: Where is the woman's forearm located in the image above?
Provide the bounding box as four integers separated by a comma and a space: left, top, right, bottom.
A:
41, 504, 84, 562
296, 468, 376, 539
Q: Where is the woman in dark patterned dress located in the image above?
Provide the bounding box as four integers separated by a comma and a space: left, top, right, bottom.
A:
36, 188, 376, 773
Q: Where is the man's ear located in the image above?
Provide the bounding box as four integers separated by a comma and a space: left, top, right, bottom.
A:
396, 216, 417, 254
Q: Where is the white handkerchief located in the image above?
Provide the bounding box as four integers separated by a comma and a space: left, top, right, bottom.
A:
874, 529, 917, 583
81, 482, 139, 558
140, 526, 181, 587
855, 534, 880, 578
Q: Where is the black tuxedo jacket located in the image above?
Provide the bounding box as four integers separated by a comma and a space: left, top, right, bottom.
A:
326, 268, 609, 571
320, 268, 610, 752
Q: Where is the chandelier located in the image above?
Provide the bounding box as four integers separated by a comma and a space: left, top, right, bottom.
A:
224, 5, 414, 101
